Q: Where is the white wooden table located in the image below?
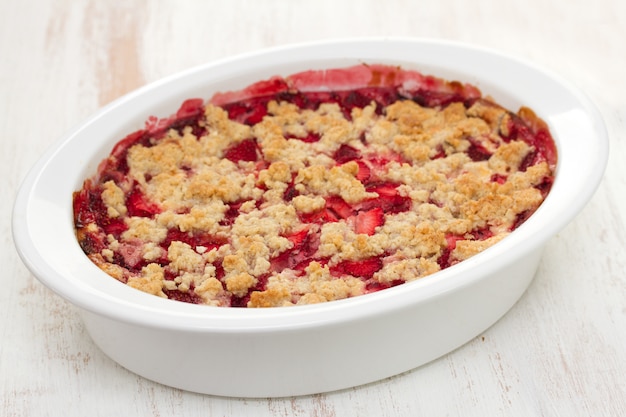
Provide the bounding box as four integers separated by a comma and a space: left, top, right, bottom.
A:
2, 1, 625, 415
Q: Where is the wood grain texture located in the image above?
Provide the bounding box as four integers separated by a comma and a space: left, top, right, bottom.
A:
2, 0, 625, 415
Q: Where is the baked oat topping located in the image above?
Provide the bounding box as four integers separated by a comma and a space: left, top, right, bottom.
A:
73, 64, 557, 307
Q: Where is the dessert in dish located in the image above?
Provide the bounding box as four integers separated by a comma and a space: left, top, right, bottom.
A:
73, 64, 557, 308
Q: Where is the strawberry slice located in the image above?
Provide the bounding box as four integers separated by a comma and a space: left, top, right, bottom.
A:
368, 152, 403, 170
333, 144, 360, 164
286, 228, 310, 247
110, 130, 147, 162
72, 186, 98, 227
469, 227, 493, 240
325, 196, 354, 220
117, 240, 146, 269
298, 210, 325, 224
126, 186, 161, 217
366, 182, 398, 197
437, 234, 465, 269
432, 144, 446, 160
411, 90, 466, 108
466, 137, 492, 162
490, 173, 507, 184
163, 289, 204, 305
175, 98, 204, 119
360, 182, 412, 214
102, 218, 128, 236
287, 132, 320, 143
333, 257, 383, 279
224, 139, 259, 163
222, 97, 269, 125
511, 209, 534, 231
270, 228, 319, 272
354, 207, 384, 235
161, 228, 226, 252
355, 160, 371, 182
298, 196, 354, 224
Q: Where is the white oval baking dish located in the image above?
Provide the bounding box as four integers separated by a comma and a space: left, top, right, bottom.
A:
12, 38, 608, 398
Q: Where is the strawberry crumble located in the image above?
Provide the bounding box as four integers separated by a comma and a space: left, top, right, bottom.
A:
73, 64, 557, 307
